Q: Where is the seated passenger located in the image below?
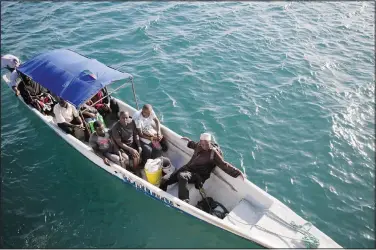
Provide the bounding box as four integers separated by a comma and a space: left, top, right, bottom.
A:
36, 92, 56, 116
132, 104, 168, 164
111, 111, 142, 171
89, 121, 128, 167
91, 88, 112, 117
160, 133, 244, 203
80, 100, 107, 134
18, 75, 50, 113
54, 98, 86, 137
81, 100, 98, 119
102, 87, 120, 117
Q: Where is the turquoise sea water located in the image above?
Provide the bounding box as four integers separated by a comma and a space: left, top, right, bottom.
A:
1, 1, 374, 248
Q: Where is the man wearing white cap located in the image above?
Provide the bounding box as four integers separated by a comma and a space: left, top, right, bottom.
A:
160, 132, 244, 203
1, 54, 21, 96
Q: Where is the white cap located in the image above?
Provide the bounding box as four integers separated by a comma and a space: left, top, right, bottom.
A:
200, 132, 212, 141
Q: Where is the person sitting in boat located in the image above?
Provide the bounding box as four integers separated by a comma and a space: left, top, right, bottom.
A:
79, 100, 107, 135
132, 104, 168, 164
81, 100, 98, 119
160, 132, 244, 203
18, 75, 53, 114
89, 120, 128, 167
111, 111, 142, 171
91, 88, 112, 118
36, 93, 56, 116
1, 54, 21, 96
54, 98, 86, 137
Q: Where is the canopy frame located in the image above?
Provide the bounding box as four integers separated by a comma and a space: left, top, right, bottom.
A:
81, 77, 139, 113
16, 49, 135, 109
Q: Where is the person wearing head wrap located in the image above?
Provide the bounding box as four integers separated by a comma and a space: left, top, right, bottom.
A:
1, 54, 20, 72
160, 132, 244, 203
1, 54, 21, 96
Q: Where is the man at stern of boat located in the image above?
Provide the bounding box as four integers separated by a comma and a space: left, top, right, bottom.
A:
1, 54, 20, 72
54, 98, 86, 137
111, 111, 142, 171
90, 121, 129, 167
133, 104, 168, 163
160, 132, 244, 203
1, 54, 21, 96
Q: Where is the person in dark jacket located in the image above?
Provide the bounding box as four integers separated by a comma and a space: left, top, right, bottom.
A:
160, 132, 244, 203
18, 74, 50, 113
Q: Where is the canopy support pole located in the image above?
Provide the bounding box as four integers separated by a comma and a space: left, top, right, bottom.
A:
131, 78, 139, 110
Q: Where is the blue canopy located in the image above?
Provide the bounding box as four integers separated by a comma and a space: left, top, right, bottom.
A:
17, 49, 132, 108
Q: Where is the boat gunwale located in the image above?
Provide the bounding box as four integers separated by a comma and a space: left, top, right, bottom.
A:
1, 72, 342, 249
19, 95, 270, 248
1, 74, 269, 247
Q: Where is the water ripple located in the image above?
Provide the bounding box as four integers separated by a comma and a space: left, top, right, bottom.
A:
1, 1, 374, 249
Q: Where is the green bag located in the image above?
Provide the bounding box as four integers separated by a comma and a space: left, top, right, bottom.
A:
87, 114, 106, 133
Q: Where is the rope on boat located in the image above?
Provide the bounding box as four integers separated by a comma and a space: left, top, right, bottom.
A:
265, 211, 320, 248
226, 206, 320, 249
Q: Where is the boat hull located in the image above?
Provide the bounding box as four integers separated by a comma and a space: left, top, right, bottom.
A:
2, 72, 342, 249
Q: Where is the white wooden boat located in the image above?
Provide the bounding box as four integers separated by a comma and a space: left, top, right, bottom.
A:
1, 49, 342, 249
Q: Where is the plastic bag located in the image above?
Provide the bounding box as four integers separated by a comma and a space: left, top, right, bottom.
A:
145, 158, 162, 173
